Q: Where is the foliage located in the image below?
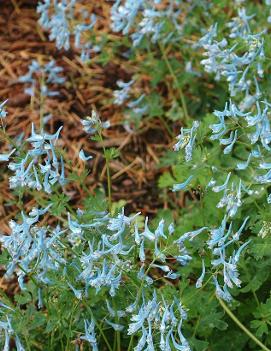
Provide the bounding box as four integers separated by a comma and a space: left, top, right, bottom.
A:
1, 0, 271, 350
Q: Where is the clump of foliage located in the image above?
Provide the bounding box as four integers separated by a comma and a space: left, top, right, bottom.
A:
1, 0, 271, 350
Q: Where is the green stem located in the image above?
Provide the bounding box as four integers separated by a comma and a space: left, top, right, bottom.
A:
65, 300, 80, 350
105, 153, 112, 213
17, 263, 41, 288
96, 321, 113, 351
0, 125, 18, 149
159, 42, 189, 123
98, 130, 112, 212
39, 73, 45, 132
218, 298, 271, 351
127, 335, 134, 351
113, 300, 121, 351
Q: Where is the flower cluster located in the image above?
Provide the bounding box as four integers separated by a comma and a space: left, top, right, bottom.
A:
113, 80, 148, 129
19, 59, 65, 97
199, 10, 264, 102
0, 312, 25, 351
128, 292, 190, 351
0, 205, 65, 289
111, 0, 185, 46
81, 110, 110, 135
37, 0, 99, 61
171, 5, 271, 305
7, 124, 66, 192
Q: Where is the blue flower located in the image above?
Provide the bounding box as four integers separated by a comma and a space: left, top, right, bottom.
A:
0, 149, 16, 162
0, 99, 8, 119
174, 121, 200, 162
213, 276, 232, 302
79, 149, 93, 161
221, 130, 238, 154
111, 0, 144, 35
113, 80, 134, 105
196, 259, 206, 288
172, 175, 193, 192
81, 110, 110, 135
19, 60, 65, 97
80, 318, 98, 351
175, 226, 208, 245
212, 172, 231, 193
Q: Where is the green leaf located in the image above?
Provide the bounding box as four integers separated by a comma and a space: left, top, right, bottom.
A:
158, 172, 175, 188
250, 320, 269, 338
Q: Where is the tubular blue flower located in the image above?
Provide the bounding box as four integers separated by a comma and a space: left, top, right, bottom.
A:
232, 216, 249, 240
207, 215, 228, 248
106, 300, 126, 318
79, 149, 93, 161
81, 110, 110, 135
0, 207, 66, 286
134, 221, 141, 245
105, 319, 125, 331
67, 282, 83, 300
134, 326, 147, 351
174, 121, 199, 161
212, 172, 231, 192
223, 130, 238, 154
48, 3, 70, 50
139, 238, 145, 262
107, 208, 139, 239
232, 239, 251, 264
227, 8, 254, 39
113, 80, 134, 105
196, 259, 206, 288
236, 152, 252, 170
38, 288, 43, 309
74, 14, 96, 49
223, 258, 241, 288
199, 14, 265, 96
0, 149, 16, 162
172, 175, 193, 192
141, 217, 155, 241
198, 23, 218, 46
216, 180, 243, 217
137, 265, 153, 285
19, 60, 65, 97
175, 226, 208, 245
168, 222, 174, 235
0, 99, 8, 119
154, 219, 167, 239
175, 247, 192, 266
165, 271, 180, 280
15, 334, 25, 351
213, 276, 232, 302
127, 94, 145, 108
171, 329, 191, 351
80, 318, 98, 351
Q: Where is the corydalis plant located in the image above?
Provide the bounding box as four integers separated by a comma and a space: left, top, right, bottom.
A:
19, 59, 65, 98
169, 3, 271, 307
6, 124, 66, 193
0, 197, 193, 350
37, 0, 99, 61
198, 8, 265, 107
111, 0, 187, 46
2, 1, 271, 350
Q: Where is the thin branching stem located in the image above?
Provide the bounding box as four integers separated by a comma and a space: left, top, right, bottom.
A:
218, 298, 271, 351
159, 42, 189, 123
